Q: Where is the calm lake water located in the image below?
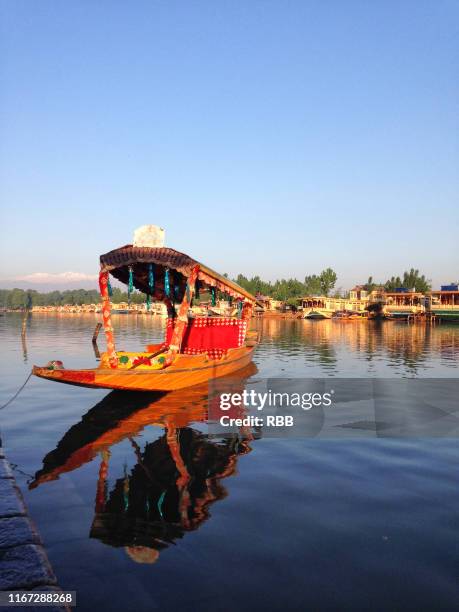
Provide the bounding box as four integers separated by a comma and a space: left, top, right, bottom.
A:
0, 313, 458, 611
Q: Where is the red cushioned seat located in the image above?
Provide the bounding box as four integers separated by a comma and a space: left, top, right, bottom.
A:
166, 317, 247, 358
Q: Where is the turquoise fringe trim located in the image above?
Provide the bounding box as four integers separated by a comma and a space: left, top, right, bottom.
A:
127, 267, 134, 305
165, 269, 170, 297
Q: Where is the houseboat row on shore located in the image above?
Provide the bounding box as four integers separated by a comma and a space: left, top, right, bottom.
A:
15, 284, 459, 323
299, 285, 459, 322
29, 302, 170, 315
28, 300, 235, 317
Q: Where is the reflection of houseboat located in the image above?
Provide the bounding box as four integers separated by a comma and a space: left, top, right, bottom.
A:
383, 290, 425, 319
33, 225, 259, 391
428, 285, 459, 322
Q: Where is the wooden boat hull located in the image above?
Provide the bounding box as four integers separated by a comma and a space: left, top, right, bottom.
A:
33, 346, 256, 392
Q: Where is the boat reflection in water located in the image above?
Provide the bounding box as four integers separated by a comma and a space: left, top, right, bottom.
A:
30, 364, 258, 563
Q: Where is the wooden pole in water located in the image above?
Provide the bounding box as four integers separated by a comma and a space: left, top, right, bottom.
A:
21, 292, 33, 337
92, 323, 102, 360
92, 322, 102, 343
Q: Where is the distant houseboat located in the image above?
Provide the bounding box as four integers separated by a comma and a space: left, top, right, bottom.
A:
301, 297, 334, 319
382, 289, 425, 319
301, 294, 368, 319
110, 302, 131, 314
428, 285, 459, 322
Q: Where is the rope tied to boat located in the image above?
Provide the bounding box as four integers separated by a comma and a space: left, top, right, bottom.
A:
0, 371, 33, 411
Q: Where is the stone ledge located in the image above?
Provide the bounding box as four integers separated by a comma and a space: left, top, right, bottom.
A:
0, 456, 14, 479
0, 516, 42, 549
0, 448, 66, 605
0, 544, 57, 590
0, 477, 27, 518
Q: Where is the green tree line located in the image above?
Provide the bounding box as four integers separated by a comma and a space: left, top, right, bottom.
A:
0, 268, 435, 309
0, 287, 145, 309
364, 269, 432, 294
234, 268, 338, 302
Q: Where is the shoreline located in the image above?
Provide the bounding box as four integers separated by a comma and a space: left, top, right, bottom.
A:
0, 438, 67, 606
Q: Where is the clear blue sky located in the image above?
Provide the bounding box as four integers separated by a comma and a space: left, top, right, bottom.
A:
1, 0, 458, 291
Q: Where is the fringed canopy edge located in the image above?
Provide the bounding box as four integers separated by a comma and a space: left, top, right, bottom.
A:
100, 245, 256, 303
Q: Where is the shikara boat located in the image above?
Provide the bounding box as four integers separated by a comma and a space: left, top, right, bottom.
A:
33, 226, 259, 391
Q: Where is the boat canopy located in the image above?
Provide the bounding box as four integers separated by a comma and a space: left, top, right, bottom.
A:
100, 245, 256, 304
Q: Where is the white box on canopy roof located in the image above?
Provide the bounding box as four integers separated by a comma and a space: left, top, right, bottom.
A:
133, 225, 165, 248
